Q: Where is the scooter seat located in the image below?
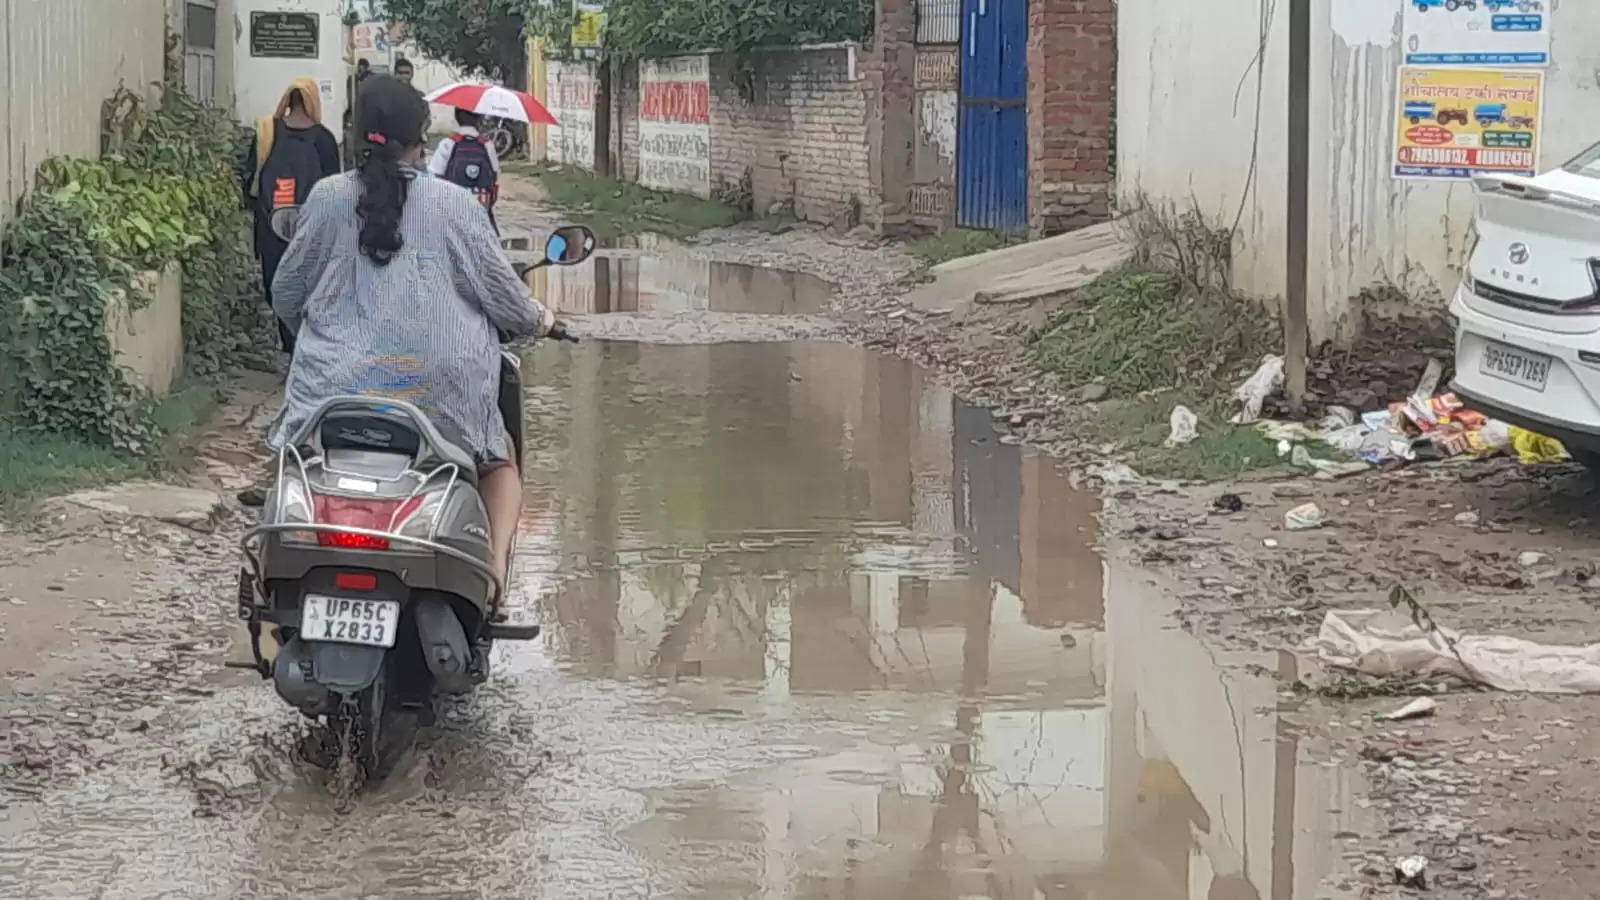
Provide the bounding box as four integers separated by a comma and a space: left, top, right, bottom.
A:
296, 398, 479, 481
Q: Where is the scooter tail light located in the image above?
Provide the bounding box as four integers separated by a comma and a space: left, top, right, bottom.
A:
309, 493, 425, 552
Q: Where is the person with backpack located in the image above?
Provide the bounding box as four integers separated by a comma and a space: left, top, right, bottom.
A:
428, 109, 501, 231
239, 78, 341, 353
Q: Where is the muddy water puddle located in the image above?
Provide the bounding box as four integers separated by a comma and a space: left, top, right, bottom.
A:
521, 252, 835, 317
0, 341, 1367, 898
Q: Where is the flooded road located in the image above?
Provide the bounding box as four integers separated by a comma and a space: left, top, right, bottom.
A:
0, 341, 1367, 898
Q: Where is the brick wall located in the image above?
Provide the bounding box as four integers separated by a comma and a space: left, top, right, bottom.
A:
708, 48, 874, 227
609, 48, 876, 229
1027, 0, 1116, 236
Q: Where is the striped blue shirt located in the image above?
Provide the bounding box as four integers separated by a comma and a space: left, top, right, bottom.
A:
268, 171, 547, 461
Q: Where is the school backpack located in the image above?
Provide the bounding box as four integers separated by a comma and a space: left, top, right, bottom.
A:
256, 125, 326, 242
444, 134, 498, 208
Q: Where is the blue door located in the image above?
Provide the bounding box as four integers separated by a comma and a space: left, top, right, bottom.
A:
958, 0, 1028, 231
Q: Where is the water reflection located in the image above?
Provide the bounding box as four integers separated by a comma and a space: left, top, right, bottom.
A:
516, 342, 1366, 899
523, 254, 836, 316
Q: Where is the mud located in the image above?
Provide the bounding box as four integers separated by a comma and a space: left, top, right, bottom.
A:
0, 336, 1369, 898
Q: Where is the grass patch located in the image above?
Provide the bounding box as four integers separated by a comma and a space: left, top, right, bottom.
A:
1094, 393, 1282, 482
0, 429, 143, 518
1027, 266, 1283, 482
0, 382, 221, 519
905, 228, 1018, 267
510, 163, 744, 242
1030, 269, 1277, 397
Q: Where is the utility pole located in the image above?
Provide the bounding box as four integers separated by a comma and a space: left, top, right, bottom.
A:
1284, 0, 1310, 411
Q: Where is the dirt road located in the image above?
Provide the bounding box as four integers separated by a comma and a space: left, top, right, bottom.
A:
2, 196, 1593, 897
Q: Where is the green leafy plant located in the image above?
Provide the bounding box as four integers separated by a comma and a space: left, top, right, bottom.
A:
0, 75, 264, 454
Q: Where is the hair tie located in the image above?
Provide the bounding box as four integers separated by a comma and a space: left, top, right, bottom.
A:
366, 131, 388, 145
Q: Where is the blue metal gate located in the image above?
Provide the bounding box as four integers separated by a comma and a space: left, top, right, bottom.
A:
957, 0, 1028, 231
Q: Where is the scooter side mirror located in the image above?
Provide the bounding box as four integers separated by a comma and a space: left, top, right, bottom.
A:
545, 225, 597, 267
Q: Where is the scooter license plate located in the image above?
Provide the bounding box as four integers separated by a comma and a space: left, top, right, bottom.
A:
301, 595, 401, 648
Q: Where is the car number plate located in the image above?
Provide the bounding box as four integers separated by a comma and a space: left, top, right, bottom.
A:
301, 594, 400, 648
1480, 340, 1551, 392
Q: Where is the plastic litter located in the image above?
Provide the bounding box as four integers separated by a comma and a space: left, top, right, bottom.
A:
1212, 493, 1245, 513
1164, 405, 1199, 447
1453, 510, 1481, 527
1321, 423, 1370, 453
1290, 445, 1370, 479
1508, 425, 1570, 464
1086, 462, 1142, 486
1395, 855, 1429, 889
1284, 502, 1326, 530
1310, 609, 1600, 694
1518, 551, 1549, 568
1379, 697, 1437, 722
1229, 355, 1284, 424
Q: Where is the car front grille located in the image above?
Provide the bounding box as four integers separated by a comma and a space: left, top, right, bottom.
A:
1474, 278, 1600, 315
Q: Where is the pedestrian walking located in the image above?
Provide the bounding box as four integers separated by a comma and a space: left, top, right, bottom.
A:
240, 78, 341, 355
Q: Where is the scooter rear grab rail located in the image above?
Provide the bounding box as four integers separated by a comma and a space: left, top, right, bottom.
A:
240, 523, 502, 599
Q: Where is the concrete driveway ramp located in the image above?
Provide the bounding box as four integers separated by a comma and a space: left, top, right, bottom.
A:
905, 220, 1131, 312
61, 481, 225, 531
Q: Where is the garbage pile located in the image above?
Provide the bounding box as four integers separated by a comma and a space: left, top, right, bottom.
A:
1228, 354, 1571, 477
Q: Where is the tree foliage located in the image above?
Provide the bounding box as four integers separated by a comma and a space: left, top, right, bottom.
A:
388, 0, 873, 68
601, 0, 872, 59
378, 0, 530, 84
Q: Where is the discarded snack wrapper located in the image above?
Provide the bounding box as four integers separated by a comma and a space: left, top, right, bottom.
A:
1284, 502, 1326, 530
1402, 392, 1465, 432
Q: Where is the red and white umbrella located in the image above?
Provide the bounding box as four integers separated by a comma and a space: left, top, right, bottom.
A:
424, 82, 559, 126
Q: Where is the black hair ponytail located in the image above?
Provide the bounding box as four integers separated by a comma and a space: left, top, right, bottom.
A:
354, 75, 429, 265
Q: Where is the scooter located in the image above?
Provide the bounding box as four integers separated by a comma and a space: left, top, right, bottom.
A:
236, 224, 597, 778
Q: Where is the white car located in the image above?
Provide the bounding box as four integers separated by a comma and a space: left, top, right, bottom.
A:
1451, 144, 1600, 467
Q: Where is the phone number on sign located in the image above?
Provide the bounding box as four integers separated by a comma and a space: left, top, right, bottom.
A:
1396, 146, 1534, 170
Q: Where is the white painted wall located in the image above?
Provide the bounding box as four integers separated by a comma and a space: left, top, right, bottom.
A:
547, 59, 599, 170
233, 0, 348, 137
1117, 0, 1600, 343
0, 0, 168, 231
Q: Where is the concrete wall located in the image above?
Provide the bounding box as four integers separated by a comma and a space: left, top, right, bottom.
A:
548, 58, 600, 170
0, 0, 169, 232
232, 0, 347, 135
106, 265, 185, 398
1117, 0, 1600, 343
910, 46, 959, 229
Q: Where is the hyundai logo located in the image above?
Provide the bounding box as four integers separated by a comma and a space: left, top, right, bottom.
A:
1508, 242, 1530, 265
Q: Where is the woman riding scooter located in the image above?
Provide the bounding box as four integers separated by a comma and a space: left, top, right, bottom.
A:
267, 75, 555, 585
